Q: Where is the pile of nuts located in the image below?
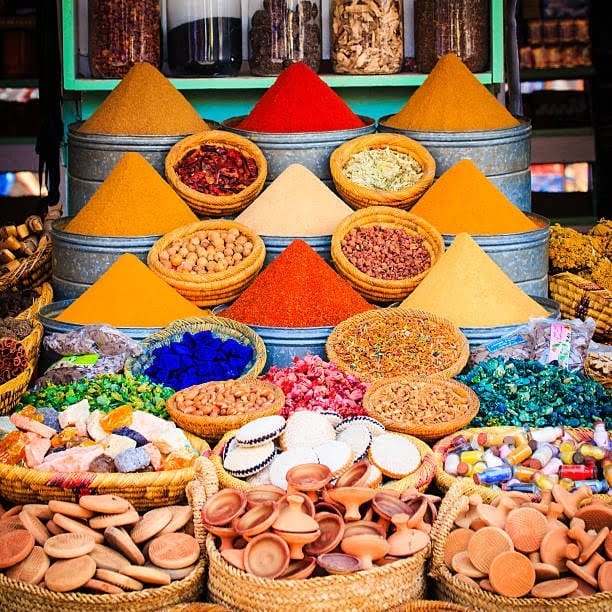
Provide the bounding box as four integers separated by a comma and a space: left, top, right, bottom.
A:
158, 228, 254, 274
341, 225, 431, 280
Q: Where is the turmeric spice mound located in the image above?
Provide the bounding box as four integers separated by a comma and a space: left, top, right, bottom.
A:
400, 233, 548, 327
64, 152, 198, 237
56, 254, 203, 328
384, 53, 520, 131
79, 62, 209, 135
409, 159, 537, 235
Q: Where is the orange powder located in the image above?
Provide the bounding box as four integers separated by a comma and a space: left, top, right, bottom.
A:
383, 53, 520, 131
79, 62, 209, 135
64, 152, 198, 236
56, 254, 203, 328
409, 159, 538, 234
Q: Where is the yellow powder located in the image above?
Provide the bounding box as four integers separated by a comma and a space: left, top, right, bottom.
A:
400, 233, 548, 327
64, 152, 198, 236
384, 53, 520, 131
409, 159, 538, 234
234, 164, 354, 236
56, 254, 203, 328
79, 62, 209, 135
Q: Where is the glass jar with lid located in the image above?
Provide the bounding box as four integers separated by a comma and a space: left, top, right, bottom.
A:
88, 0, 161, 78
166, 0, 242, 76
414, 0, 490, 73
248, 0, 322, 76
331, 0, 404, 74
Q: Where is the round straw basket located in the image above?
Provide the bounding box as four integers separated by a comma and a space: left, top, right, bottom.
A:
0, 361, 35, 415
156, 605, 231, 612
584, 351, 612, 389
191, 456, 429, 611
0, 431, 209, 509
329, 133, 435, 210
362, 376, 480, 442
14, 281, 53, 321
326, 308, 470, 383
147, 220, 266, 308
330, 206, 445, 304
404, 602, 471, 611
124, 315, 266, 387
166, 379, 285, 443
0, 234, 52, 292
165, 129, 267, 217
429, 478, 612, 611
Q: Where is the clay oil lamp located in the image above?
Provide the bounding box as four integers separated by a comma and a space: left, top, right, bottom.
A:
401, 488, 441, 529
343, 520, 386, 539
574, 502, 612, 532
205, 522, 238, 552
304, 512, 345, 556
286, 463, 332, 502
314, 501, 343, 517
317, 552, 362, 575
243, 532, 290, 578
567, 518, 610, 564
552, 484, 593, 519
280, 556, 317, 580
221, 547, 246, 570
202, 488, 247, 527
273, 495, 321, 559
538, 524, 575, 573
233, 501, 280, 539
278, 491, 316, 518
327, 487, 376, 522
341, 533, 390, 569
386, 514, 430, 557
371, 491, 410, 534
246, 485, 286, 509
333, 461, 371, 489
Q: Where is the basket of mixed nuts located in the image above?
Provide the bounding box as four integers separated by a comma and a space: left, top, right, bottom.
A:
330, 133, 435, 210
165, 130, 267, 218
330, 205, 444, 303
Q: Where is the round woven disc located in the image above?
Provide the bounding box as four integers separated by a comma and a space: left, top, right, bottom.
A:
130, 507, 173, 544
44, 554, 97, 592
444, 528, 474, 569
489, 551, 535, 597
147, 532, 201, 569
5, 546, 50, 584
505, 506, 548, 553
467, 526, 514, 574
159, 505, 193, 535
0, 529, 35, 568
79, 494, 131, 515
43, 532, 96, 559
88, 543, 131, 572
531, 577, 579, 599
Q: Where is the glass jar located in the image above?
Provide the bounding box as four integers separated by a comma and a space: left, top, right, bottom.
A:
414, 0, 490, 73
166, 0, 242, 76
88, 0, 161, 78
331, 0, 404, 74
248, 0, 321, 76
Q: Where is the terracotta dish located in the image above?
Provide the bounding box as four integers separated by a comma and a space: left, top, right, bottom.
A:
243, 532, 290, 578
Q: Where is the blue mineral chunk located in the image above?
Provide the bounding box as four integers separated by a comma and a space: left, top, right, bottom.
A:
36, 407, 61, 432
114, 446, 151, 473
112, 426, 148, 447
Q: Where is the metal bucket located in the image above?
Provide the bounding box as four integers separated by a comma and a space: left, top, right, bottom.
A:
51, 217, 161, 300
39, 300, 160, 342
461, 296, 560, 348
221, 116, 376, 189
261, 235, 332, 268
443, 214, 550, 298
378, 117, 532, 211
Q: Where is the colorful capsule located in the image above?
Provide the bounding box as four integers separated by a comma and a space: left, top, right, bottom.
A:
505, 444, 533, 466
474, 465, 513, 485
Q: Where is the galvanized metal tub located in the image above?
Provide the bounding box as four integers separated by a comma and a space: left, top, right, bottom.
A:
461, 296, 560, 348
377, 117, 532, 212
443, 213, 550, 298
221, 116, 376, 188
51, 217, 161, 300
39, 300, 160, 342
261, 235, 332, 268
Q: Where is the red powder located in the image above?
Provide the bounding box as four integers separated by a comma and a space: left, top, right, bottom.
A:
222, 240, 375, 327
236, 63, 366, 133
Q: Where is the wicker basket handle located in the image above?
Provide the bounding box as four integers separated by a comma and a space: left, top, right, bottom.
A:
188, 456, 220, 552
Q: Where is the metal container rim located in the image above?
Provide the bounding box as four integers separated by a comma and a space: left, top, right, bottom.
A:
441, 213, 550, 242
51, 217, 163, 243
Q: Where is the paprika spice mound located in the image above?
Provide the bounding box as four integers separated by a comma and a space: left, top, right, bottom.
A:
235, 63, 366, 133
64, 152, 198, 237
383, 53, 520, 131
56, 254, 203, 328
79, 62, 209, 135
221, 239, 375, 327
409, 159, 538, 235
400, 233, 548, 327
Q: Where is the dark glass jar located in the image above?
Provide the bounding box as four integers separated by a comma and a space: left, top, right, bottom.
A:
166, 0, 242, 76
414, 0, 490, 73
88, 0, 161, 78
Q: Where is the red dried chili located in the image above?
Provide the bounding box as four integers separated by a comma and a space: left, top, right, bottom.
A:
175, 145, 258, 196
236, 63, 367, 133
221, 239, 375, 327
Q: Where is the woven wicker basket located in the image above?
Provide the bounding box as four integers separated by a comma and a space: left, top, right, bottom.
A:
362, 376, 480, 442
0, 233, 52, 292
14, 281, 53, 321
166, 379, 285, 443
330, 206, 445, 304
404, 602, 470, 611
124, 316, 266, 387
330, 133, 435, 211
191, 456, 429, 611
0, 360, 35, 415
210, 429, 436, 494
0, 431, 209, 509
549, 272, 612, 343
147, 220, 266, 307
325, 308, 469, 383
429, 478, 612, 611
584, 351, 612, 389
165, 130, 267, 217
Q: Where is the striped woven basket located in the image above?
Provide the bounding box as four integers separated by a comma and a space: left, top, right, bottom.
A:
325, 308, 470, 383
330, 133, 435, 210
14, 281, 53, 321
192, 456, 429, 611
362, 376, 480, 442
429, 478, 612, 611
147, 220, 266, 307
124, 316, 267, 387
0, 360, 35, 415
165, 129, 267, 218
330, 206, 445, 304
210, 429, 436, 494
